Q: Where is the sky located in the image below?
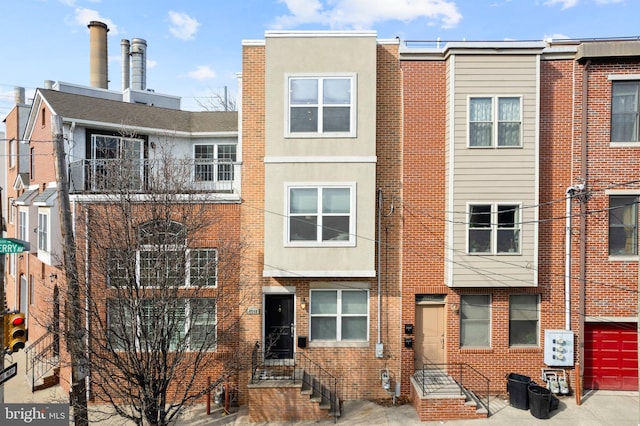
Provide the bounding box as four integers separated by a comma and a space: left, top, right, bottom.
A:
0, 0, 638, 121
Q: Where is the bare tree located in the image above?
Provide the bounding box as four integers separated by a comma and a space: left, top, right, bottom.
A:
195, 87, 237, 112
56, 140, 245, 426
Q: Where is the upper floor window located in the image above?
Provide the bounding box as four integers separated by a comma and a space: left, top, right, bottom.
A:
38, 211, 49, 252
288, 75, 355, 137
609, 195, 637, 256
9, 139, 16, 168
194, 144, 237, 182
468, 203, 520, 254
18, 209, 27, 242
309, 289, 368, 342
287, 184, 354, 246
107, 221, 218, 288
611, 81, 639, 142
469, 96, 522, 147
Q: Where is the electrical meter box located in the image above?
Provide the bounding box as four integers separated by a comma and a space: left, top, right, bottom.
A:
544, 330, 574, 367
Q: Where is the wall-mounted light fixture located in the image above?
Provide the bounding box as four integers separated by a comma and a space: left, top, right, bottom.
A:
450, 302, 459, 314
49, 272, 57, 282
300, 297, 307, 310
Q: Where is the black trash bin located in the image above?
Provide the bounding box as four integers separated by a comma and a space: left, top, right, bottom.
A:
506, 373, 531, 410
528, 384, 552, 419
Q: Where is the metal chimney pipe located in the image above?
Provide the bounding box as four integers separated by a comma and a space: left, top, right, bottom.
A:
88, 21, 109, 89
121, 39, 130, 92
130, 38, 147, 91
14, 87, 25, 104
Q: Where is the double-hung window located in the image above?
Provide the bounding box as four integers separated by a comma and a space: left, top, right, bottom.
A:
18, 209, 27, 241
288, 185, 354, 245
468, 203, 520, 254
609, 195, 638, 256
288, 75, 355, 136
107, 298, 216, 352
37, 211, 48, 252
611, 81, 639, 142
310, 289, 368, 342
469, 96, 522, 147
509, 294, 539, 346
460, 295, 491, 347
194, 144, 237, 182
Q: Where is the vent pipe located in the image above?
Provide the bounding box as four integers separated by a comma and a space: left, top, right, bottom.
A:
121, 39, 131, 92
14, 87, 25, 104
88, 21, 109, 89
131, 38, 147, 91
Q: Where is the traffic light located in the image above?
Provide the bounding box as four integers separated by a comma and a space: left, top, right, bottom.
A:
4, 313, 26, 353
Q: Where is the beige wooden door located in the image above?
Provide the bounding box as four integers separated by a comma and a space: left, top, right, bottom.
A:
414, 304, 445, 369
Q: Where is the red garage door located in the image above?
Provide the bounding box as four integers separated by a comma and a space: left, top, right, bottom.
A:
584, 323, 637, 391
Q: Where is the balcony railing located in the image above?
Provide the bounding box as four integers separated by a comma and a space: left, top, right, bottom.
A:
68, 158, 240, 194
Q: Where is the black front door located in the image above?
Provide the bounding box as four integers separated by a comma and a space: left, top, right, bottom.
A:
264, 294, 294, 359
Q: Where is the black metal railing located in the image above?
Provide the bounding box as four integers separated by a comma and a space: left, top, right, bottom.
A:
416, 361, 491, 415
68, 158, 239, 194
24, 330, 59, 392
250, 342, 339, 422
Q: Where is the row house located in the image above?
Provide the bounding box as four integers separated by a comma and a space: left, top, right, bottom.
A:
240, 32, 640, 422
2, 21, 241, 416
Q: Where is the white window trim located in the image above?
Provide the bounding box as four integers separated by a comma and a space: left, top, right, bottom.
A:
285, 73, 357, 138
467, 95, 523, 148
284, 182, 356, 248
460, 294, 492, 348
37, 210, 49, 253
308, 288, 369, 347
108, 298, 217, 352
466, 202, 522, 255
509, 294, 540, 347
18, 208, 28, 243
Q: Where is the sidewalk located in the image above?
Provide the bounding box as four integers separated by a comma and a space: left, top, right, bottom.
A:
2, 350, 638, 426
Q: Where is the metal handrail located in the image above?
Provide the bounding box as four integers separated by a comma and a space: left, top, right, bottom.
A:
418, 361, 491, 416
24, 330, 59, 391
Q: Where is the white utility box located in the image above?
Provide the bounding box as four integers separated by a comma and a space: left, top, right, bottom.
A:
544, 330, 574, 367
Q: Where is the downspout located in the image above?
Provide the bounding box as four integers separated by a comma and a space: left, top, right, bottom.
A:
565, 186, 574, 330
377, 189, 382, 353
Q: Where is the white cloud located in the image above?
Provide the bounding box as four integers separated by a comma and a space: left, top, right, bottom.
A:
168, 11, 200, 40
188, 66, 216, 80
73, 8, 119, 35
543, 0, 579, 9
273, 0, 462, 30
543, 33, 571, 42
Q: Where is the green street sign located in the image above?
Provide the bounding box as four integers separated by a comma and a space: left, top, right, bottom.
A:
0, 238, 25, 254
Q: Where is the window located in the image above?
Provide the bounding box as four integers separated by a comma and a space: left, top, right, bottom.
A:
8, 198, 14, 224
609, 195, 637, 256
468, 203, 520, 254
288, 185, 353, 244
310, 289, 368, 341
107, 221, 218, 288
460, 295, 490, 347
469, 96, 521, 147
91, 134, 144, 190
18, 209, 27, 241
288, 76, 354, 136
9, 139, 16, 168
194, 144, 237, 182
108, 298, 216, 352
38, 212, 48, 252
509, 294, 539, 346
611, 81, 639, 142
30, 147, 35, 178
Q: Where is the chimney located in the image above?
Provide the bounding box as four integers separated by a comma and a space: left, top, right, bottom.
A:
14, 87, 25, 104
88, 21, 109, 89
121, 39, 130, 92
130, 38, 147, 91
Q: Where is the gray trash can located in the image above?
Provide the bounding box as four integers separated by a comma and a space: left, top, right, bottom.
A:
528, 384, 552, 419
506, 373, 531, 410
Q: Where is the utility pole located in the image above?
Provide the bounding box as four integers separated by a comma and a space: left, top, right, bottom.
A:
52, 115, 88, 426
